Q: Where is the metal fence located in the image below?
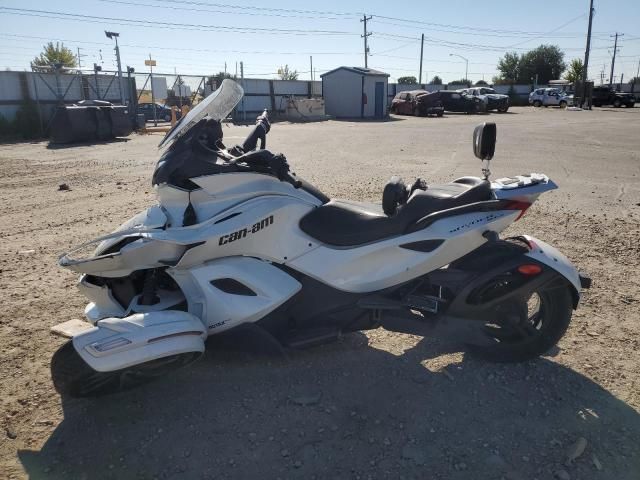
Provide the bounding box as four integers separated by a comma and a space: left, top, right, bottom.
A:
0, 69, 134, 135
2, 68, 638, 135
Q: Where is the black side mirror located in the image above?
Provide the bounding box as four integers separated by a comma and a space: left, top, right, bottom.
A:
473, 122, 496, 160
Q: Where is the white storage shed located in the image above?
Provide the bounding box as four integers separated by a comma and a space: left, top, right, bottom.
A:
321, 67, 389, 119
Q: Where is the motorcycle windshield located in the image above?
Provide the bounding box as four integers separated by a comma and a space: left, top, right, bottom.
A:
158, 79, 244, 148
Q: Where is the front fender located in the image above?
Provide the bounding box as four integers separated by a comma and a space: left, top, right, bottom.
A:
72, 311, 206, 372
520, 235, 587, 307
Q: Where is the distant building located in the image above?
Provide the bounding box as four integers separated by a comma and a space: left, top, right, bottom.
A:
321, 67, 389, 119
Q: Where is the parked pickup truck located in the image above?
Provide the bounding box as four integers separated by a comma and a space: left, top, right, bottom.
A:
459, 87, 509, 112
591, 86, 635, 108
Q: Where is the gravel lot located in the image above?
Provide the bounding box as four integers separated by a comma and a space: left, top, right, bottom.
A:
1, 106, 639, 479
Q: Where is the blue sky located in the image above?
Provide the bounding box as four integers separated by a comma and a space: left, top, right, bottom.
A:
1, 0, 639, 84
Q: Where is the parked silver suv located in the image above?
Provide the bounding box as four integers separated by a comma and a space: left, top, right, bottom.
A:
529, 88, 573, 108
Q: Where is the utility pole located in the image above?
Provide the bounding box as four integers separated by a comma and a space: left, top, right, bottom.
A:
580, 0, 594, 108
609, 32, 622, 88
418, 33, 424, 84
105, 31, 125, 105
360, 15, 372, 68
240, 61, 245, 122
76, 47, 86, 69
310, 55, 313, 82
145, 55, 157, 126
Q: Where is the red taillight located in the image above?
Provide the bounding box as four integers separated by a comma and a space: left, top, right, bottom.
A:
505, 201, 532, 221
517, 264, 542, 276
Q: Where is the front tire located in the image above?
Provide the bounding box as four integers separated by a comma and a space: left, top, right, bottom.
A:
467, 280, 574, 363
613, 99, 622, 108
51, 342, 201, 397
559, 100, 567, 109
533, 100, 542, 107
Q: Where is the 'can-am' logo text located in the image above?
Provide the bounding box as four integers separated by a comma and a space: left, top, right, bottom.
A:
219, 215, 274, 245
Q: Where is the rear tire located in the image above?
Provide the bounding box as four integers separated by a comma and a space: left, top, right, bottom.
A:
613, 99, 622, 108
51, 341, 201, 397
467, 280, 574, 363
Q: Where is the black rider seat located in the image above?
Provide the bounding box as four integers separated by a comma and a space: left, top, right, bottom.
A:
299, 177, 492, 247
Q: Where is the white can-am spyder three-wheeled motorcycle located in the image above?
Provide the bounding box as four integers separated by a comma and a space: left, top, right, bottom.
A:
52, 80, 591, 397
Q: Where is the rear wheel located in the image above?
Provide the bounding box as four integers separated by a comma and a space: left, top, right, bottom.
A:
51, 342, 201, 397
613, 98, 622, 108
467, 279, 574, 362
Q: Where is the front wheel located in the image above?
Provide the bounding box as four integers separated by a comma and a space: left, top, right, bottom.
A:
613, 99, 622, 108
533, 100, 542, 107
559, 101, 567, 109
51, 342, 201, 397
467, 279, 574, 363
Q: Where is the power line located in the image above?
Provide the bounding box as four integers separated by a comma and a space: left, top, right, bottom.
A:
0, 7, 358, 35
506, 13, 588, 48
373, 18, 595, 39
135, 0, 360, 17
0, 33, 361, 55
98, 0, 356, 20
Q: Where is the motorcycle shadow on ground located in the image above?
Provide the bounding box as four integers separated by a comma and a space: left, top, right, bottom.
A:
19, 333, 640, 480
46, 138, 131, 150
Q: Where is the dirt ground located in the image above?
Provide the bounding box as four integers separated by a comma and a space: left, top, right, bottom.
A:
1, 106, 639, 480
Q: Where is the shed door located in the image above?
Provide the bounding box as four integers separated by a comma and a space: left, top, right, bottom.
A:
375, 82, 385, 118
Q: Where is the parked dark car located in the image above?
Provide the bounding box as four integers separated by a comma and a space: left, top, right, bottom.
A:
390, 90, 444, 117
428, 90, 486, 113
137, 103, 181, 122
591, 86, 635, 108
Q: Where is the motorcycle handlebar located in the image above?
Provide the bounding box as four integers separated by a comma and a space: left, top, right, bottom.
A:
241, 109, 271, 152
232, 149, 300, 189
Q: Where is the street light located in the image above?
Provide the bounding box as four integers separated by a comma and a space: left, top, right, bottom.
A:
105, 31, 126, 105
449, 53, 469, 84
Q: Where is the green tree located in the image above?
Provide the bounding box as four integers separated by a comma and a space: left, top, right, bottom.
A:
277, 65, 298, 80
430, 75, 442, 85
629, 76, 640, 85
450, 78, 471, 87
496, 45, 566, 84
475, 80, 489, 86
564, 58, 584, 83
32, 42, 76, 71
206, 71, 235, 89
397, 76, 417, 84
518, 45, 566, 84
497, 52, 520, 83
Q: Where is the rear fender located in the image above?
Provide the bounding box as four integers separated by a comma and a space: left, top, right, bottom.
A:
445, 236, 584, 318
72, 311, 206, 372
519, 235, 584, 307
